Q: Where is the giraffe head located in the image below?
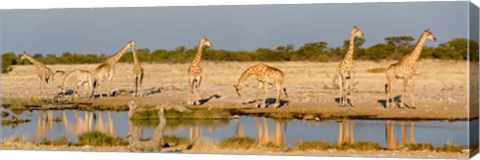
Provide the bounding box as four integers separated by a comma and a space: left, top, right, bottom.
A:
20, 51, 28, 60
352, 26, 364, 38
424, 29, 437, 42
233, 84, 242, 97
201, 35, 212, 47
128, 40, 136, 50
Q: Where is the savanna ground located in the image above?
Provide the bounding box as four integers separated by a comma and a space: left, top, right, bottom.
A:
1, 60, 474, 120
0, 60, 476, 158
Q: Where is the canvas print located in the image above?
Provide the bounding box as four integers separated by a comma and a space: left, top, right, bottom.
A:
0, 1, 479, 159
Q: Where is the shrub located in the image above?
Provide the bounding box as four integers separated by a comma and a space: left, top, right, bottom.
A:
163, 135, 190, 146
1, 52, 16, 73
39, 137, 70, 146
406, 143, 434, 151
366, 67, 386, 73
218, 137, 256, 149
77, 131, 127, 146
436, 144, 465, 153
293, 140, 335, 151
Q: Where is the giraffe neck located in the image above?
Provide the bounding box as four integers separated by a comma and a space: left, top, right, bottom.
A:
191, 41, 204, 67
403, 33, 427, 63
24, 54, 46, 69
344, 34, 356, 61
132, 50, 139, 65
105, 43, 131, 65
236, 68, 255, 86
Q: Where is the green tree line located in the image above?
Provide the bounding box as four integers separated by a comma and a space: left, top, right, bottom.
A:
2, 37, 478, 73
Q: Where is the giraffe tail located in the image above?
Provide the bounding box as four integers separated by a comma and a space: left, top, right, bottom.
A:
384, 84, 388, 95
93, 79, 98, 89
283, 88, 288, 99
55, 70, 66, 75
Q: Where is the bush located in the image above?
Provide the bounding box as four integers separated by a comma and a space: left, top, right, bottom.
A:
2, 52, 16, 73
2, 38, 475, 66
163, 135, 190, 146
436, 144, 465, 153
293, 140, 335, 151
406, 143, 434, 151
366, 67, 386, 73
130, 107, 230, 120
39, 137, 70, 146
218, 137, 256, 149
77, 131, 127, 146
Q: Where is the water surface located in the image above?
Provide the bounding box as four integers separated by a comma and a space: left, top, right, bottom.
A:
0, 109, 469, 148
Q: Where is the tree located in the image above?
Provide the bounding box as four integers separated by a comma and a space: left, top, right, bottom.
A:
366, 44, 393, 61
385, 36, 415, 54
343, 37, 366, 50
296, 41, 329, 60
2, 52, 17, 73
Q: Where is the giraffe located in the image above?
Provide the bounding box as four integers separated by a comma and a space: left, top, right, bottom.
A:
385, 29, 436, 109
187, 35, 212, 105
400, 121, 416, 148
20, 52, 63, 96
235, 120, 245, 137
132, 48, 144, 97
337, 119, 355, 145
255, 117, 285, 147
59, 69, 93, 100
92, 40, 136, 97
233, 63, 288, 108
336, 26, 364, 107
385, 120, 398, 150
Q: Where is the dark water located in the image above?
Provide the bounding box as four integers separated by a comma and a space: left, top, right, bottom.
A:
0, 109, 469, 148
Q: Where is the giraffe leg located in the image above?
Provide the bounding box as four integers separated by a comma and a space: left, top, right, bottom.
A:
385, 74, 398, 109
261, 82, 268, 108
139, 74, 144, 97
194, 76, 203, 105
341, 76, 347, 106
188, 76, 194, 105
274, 83, 281, 108
345, 75, 351, 107
399, 79, 408, 109
134, 76, 138, 97
336, 73, 343, 105
348, 72, 355, 107
107, 73, 113, 97
409, 122, 416, 144
255, 82, 263, 108
408, 78, 417, 109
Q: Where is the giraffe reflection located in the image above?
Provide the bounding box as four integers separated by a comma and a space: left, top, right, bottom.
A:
385, 121, 416, 150
61, 111, 116, 136
127, 108, 166, 151
34, 111, 55, 141
255, 117, 285, 146
337, 120, 355, 145
189, 127, 203, 142
236, 120, 244, 137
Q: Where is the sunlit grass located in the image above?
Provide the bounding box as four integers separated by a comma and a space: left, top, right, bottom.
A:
218, 137, 256, 149
77, 131, 127, 146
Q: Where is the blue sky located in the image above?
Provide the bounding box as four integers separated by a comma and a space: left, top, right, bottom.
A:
0, 1, 469, 55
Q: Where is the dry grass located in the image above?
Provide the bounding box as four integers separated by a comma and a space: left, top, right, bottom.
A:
406, 143, 435, 151
366, 67, 386, 73
218, 137, 256, 149
39, 137, 70, 146
77, 131, 127, 146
